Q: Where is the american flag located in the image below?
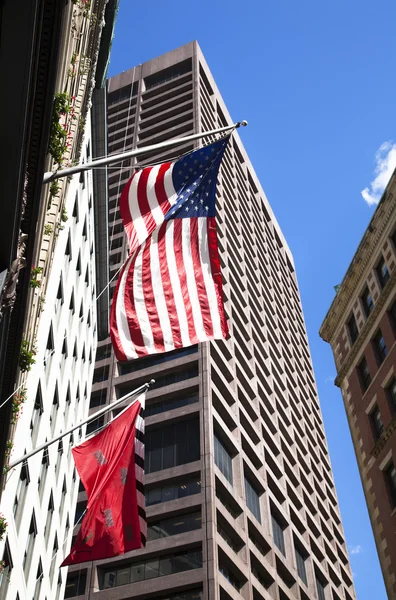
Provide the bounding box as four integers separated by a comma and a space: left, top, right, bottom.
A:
110, 136, 229, 361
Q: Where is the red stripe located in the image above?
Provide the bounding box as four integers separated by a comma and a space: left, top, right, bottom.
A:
137, 167, 157, 242
110, 258, 130, 362
124, 248, 150, 357
155, 162, 173, 216
173, 219, 198, 345
119, 172, 139, 253
190, 219, 214, 339
206, 217, 228, 338
157, 223, 182, 348
141, 237, 165, 353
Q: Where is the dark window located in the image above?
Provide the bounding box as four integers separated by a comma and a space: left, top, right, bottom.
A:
347, 314, 358, 345
13, 464, 30, 527
92, 366, 109, 384
64, 571, 87, 598
89, 391, 107, 408
385, 462, 396, 508
146, 419, 200, 473
316, 577, 326, 600
34, 559, 43, 600
388, 299, 396, 332
219, 563, 242, 590
0, 539, 12, 597
146, 479, 201, 506
370, 406, 384, 440
23, 514, 37, 576
145, 393, 198, 416
357, 356, 371, 392
295, 546, 307, 585
245, 476, 261, 522
387, 377, 396, 413
361, 287, 374, 317
214, 435, 233, 484
118, 345, 198, 376
101, 549, 202, 589
376, 256, 390, 288
147, 511, 201, 541
373, 330, 388, 365
271, 514, 285, 556
86, 416, 105, 436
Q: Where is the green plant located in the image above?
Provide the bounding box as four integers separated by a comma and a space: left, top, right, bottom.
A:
38, 295, 46, 313
78, 116, 86, 132
11, 388, 27, 424
43, 224, 53, 236
71, 52, 78, 66
0, 560, 6, 573
19, 339, 36, 372
49, 180, 60, 198
30, 265, 43, 289
48, 92, 71, 164
61, 208, 68, 222
0, 514, 7, 541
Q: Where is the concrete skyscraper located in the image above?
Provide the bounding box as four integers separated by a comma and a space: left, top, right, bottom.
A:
66, 42, 357, 600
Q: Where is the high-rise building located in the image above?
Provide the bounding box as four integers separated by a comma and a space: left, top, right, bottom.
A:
67, 42, 357, 600
320, 170, 396, 598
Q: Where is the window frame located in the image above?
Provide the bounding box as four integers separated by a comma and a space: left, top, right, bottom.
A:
372, 330, 388, 366
361, 286, 374, 318
357, 356, 371, 393
346, 313, 359, 345
376, 255, 390, 289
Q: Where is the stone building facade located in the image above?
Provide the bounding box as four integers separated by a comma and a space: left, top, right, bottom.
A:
320, 170, 396, 598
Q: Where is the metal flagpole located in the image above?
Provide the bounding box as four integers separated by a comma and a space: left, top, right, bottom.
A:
43, 120, 248, 183
8, 379, 155, 470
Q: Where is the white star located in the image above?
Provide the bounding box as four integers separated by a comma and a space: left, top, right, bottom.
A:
194, 159, 198, 164
193, 171, 197, 176
189, 168, 193, 172
178, 170, 183, 175
180, 194, 184, 199
186, 189, 191, 193
208, 179, 212, 184
211, 147, 215, 152
184, 162, 188, 167
185, 207, 189, 212
199, 199, 204, 204
205, 206, 209, 211
194, 206, 198, 211
200, 151, 204, 155
185, 175, 189, 179
205, 156, 209, 161
205, 192, 209, 197
190, 199, 194, 204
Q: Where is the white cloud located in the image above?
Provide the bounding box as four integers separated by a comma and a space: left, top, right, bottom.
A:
361, 141, 396, 206
349, 544, 363, 555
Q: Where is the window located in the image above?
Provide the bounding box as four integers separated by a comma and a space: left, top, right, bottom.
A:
147, 511, 201, 541
101, 549, 202, 589
44, 324, 54, 370
370, 406, 384, 440
376, 256, 390, 288
64, 571, 87, 598
86, 415, 105, 436
214, 435, 233, 484
361, 286, 374, 317
387, 377, 396, 413
219, 563, 242, 590
146, 419, 200, 473
0, 540, 12, 597
89, 391, 107, 408
44, 492, 54, 545
271, 513, 285, 556
245, 476, 261, 522
357, 356, 371, 392
346, 314, 358, 345
30, 384, 43, 444
72, 193, 79, 222
373, 330, 388, 365
295, 545, 307, 585
388, 299, 396, 331
13, 463, 29, 528
385, 462, 396, 508
23, 514, 37, 576
34, 560, 43, 600
316, 576, 326, 600
50, 385, 59, 435
38, 451, 49, 500
146, 479, 201, 506
50, 535, 58, 582
145, 393, 198, 417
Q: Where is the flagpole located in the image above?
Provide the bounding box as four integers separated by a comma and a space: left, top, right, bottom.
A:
43, 120, 248, 183
8, 379, 154, 470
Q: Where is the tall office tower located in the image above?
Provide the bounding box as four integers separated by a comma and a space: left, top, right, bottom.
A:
320, 170, 396, 599
66, 42, 356, 600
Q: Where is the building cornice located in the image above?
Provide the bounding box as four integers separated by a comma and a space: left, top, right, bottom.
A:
334, 267, 396, 387
320, 171, 396, 344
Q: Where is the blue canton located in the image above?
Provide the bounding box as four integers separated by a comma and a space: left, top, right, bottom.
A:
165, 136, 229, 221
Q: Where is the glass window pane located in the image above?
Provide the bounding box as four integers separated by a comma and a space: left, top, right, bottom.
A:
130, 563, 144, 583
145, 558, 159, 579
116, 568, 130, 586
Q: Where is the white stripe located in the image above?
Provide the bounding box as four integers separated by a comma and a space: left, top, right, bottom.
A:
165, 222, 191, 347
133, 243, 156, 354
163, 162, 178, 206
135, 415, 144, 432
116, 256, 138, 360
150, 229, 174, 352
128, 170, 148, 245
135, 440, 144, 459
198, 218, 223, 338
182, 219, 207, 341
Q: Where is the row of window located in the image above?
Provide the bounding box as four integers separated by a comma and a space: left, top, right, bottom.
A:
347, 252, 394, 347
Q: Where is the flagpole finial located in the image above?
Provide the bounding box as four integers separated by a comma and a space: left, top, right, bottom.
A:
236, 120, 248, 128
148, 379, 156, 388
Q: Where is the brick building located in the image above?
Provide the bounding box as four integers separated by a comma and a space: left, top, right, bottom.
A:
66, 41, 357, 600
320, 169, 396, 598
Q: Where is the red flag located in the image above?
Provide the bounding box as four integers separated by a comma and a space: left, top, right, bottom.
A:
61, 395, 146, 566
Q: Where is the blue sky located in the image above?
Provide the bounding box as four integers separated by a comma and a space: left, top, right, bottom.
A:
108, 2, 396, 597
